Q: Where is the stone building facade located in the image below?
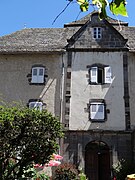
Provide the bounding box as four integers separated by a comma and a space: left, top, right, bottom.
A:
0, 11, 135, 180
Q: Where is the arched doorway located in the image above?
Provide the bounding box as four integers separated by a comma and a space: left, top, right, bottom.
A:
85, 141, 111, 180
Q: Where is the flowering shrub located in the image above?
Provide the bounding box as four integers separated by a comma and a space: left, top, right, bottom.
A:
54, 163, 78, 180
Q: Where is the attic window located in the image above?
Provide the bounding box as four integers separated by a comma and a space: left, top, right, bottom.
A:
93, 27, 102, 39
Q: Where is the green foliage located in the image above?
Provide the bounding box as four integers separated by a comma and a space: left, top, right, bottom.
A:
77, 0, 89, 12
79, 172, 88, 180
112, 159, 135, 180
68, 0, 128, 19
0, 104, 63, 180
22, 166, 49, 180
109, 0, 127, 16
54, 163, 79, 180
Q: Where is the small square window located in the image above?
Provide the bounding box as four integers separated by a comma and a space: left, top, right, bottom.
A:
31, 67, 45, 84
98, 104, 104, 112
93, 27, 102, 39
29, 101, 43, 111
90, 102, 105, 121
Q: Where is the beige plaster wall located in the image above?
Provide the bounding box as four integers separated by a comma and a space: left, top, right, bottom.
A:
0, 53, 63, 116
69, 51, 125, 130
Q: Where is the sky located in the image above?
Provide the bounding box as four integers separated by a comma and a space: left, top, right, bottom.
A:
0, 0, 134, 36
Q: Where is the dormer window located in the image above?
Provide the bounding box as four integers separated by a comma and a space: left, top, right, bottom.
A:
93, 27, 102, 39
31, 67, 45, 84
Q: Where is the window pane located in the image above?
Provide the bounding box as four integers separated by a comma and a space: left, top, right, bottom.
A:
98, 28, 101, 32
98, 28, 101, 37
93, 28, 97, 33
33, 69, 37, 75
93, 27, 101, 39
98, 34, 101, 39
29, 102, 35, 108
93, 28, 97, 38
90, 102, 105, 120
91, 67, 97, 76
39, 68, 44, 76
29, 102, 43, 111
98, 104, 104, 112
36, 102, 43, 111
91, 104, 96, 112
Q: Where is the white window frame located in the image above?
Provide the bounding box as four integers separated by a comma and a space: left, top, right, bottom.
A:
89, 66, 112, 84
90, 67, 98, 83
104, 66, 112, 83
29, 101, 43, 111
90, 102, 105, 121
31, 67, 45, 84
93, 27, 102, 39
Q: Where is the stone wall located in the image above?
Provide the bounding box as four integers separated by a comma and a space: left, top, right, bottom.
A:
62, 130, 132, 169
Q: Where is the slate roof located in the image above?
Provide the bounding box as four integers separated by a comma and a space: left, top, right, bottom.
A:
0, 28, 68, 53
115, 26, 135, 52
0, 12, 134, 53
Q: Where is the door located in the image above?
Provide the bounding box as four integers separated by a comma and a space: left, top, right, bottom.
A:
85, 141, 111, 180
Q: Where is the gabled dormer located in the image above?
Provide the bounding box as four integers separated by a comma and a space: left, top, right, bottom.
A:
66, 11, 128, 51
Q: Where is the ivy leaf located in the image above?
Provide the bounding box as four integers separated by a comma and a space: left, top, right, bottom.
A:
92, 0, 108, 19
92, 0, 102, 8
77, 0, 89, 11
109, 0, 128, 16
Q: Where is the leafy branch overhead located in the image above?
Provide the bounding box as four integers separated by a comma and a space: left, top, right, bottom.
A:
68, 0, 128, 18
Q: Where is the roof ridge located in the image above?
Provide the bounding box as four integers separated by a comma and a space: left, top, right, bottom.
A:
64, 11, 128, 27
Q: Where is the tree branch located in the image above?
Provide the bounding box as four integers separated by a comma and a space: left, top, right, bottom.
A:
52, 1, 72, 25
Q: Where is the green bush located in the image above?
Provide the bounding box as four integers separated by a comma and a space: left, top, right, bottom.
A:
79, 172, 88, 180
22, 166, 49, 180
54, 163, 78, 180
112, 159, 135, 180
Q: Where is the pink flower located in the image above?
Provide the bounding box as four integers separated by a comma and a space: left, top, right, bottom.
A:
52, 154, 63, 160
45, 160, 61, 167
34, 164, 44, 169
